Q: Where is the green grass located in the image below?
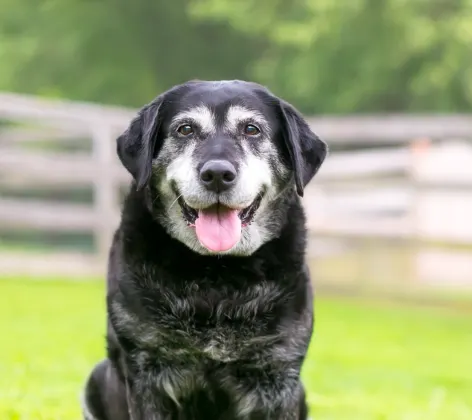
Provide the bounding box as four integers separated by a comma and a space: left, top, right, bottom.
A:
0, 279, 471, 420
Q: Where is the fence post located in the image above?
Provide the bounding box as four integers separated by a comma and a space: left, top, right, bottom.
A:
407, 137, 431, 284
92, 124, 118, 266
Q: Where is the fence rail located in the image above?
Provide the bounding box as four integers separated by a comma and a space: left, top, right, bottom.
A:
1, 92, 472, 288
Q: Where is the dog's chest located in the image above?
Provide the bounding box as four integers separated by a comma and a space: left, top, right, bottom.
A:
116, 282, 284, 363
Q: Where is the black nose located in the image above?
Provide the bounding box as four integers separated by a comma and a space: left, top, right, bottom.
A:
199, 160, 237, 193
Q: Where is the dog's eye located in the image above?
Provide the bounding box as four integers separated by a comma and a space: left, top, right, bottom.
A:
243, 124, 260, 136
177, 124, 194, 136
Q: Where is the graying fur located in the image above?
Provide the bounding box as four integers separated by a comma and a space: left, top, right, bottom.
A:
153, 104, 289, 256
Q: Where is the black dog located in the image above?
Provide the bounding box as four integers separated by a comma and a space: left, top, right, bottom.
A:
82, 80, 327, 419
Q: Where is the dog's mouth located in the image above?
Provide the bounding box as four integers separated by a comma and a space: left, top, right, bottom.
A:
178, 196, 262, 227
177, 195, 263, 252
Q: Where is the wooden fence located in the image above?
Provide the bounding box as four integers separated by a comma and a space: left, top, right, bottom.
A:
1, 92, 472, 290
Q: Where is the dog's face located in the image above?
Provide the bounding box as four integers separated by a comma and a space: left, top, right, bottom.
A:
117, 80, 327, 256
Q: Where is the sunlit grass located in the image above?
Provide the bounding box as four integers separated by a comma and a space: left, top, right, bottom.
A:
0, 278, 470, 419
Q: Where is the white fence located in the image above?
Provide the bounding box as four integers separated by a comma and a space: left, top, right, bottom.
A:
1, 92, 472, 289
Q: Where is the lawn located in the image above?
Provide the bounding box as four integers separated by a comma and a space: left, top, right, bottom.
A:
0, 278, 471, 420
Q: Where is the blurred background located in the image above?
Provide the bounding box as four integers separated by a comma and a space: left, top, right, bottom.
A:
0, 1, 471, 419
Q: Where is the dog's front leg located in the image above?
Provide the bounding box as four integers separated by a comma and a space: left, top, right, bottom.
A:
125, 379, 173, 420
220, 363, 306, 420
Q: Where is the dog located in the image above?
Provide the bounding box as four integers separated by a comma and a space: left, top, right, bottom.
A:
82, 80, 327, 419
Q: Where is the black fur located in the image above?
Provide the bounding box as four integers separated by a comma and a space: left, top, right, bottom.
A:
278, 100, 327, 197
83, 80, 327, 420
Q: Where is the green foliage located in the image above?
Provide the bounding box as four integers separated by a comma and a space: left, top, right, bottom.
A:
0, 0, 262, 106
0, 279, 471, 419
1, 0, 472, 113
190, 0, 472, 114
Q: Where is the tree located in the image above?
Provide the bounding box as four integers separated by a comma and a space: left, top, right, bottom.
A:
189, 0, 472, 114
1, 0, 472, 113
0, 0, 265, 106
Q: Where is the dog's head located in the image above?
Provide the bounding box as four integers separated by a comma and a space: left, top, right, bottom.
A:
117, 80, 327, 256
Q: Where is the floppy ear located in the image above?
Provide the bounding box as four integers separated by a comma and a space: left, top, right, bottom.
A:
279, 100, 328, 197
117, 97, 164, 190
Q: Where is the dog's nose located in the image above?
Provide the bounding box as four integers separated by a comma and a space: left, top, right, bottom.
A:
199, 160, 237, 193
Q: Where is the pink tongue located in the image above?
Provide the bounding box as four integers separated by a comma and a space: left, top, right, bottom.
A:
195, 206, 241, 252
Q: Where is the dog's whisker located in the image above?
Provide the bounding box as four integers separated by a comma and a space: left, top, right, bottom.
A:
169, 194, 183, 210
151, 191, 163, 207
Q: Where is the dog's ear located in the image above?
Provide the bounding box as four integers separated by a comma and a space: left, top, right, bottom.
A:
279, 100, 328, 197
117, 97, 164, 190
